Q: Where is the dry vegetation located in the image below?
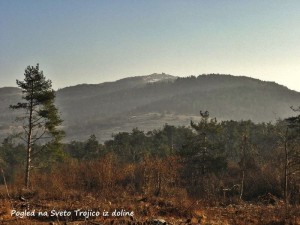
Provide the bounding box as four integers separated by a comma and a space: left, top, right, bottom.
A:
1, 155, 299, 225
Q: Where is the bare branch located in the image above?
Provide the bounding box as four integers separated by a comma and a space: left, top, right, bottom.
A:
31, 130, 47, 145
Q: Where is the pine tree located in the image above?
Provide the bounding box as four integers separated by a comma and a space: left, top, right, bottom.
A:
10, 64, 64, 188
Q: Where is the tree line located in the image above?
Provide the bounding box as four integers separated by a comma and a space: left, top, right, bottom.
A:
1, 111, 299, 203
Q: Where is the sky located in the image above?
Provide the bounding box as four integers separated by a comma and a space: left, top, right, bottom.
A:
0, 0, 300, 91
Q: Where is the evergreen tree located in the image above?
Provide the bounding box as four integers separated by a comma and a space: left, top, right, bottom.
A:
283, 107, 300, 206
189, 111, 226, 175
286, 107, 300, 132
10, 64, 64, 188
83, 134, 101, 160
183, 111, 226, 197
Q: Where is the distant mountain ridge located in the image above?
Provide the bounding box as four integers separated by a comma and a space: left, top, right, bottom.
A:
0, 73, 299, 142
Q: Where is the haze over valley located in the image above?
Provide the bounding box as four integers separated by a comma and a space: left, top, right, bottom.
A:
1, 73, 299, 142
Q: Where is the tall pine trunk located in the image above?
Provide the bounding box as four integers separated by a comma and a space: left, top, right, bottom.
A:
25, 97, 33, 188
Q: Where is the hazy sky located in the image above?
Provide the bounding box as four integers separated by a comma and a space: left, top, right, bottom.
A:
1, 0, 300, 91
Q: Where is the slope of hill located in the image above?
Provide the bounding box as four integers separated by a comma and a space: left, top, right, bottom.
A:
0, 74, 299, 142
0, 87, 22, 131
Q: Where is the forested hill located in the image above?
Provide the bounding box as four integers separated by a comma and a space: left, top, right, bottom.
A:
0, 73, 299, 141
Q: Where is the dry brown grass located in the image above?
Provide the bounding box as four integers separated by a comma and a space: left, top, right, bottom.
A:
0, 196, 300, 224
0, 157, 299, 224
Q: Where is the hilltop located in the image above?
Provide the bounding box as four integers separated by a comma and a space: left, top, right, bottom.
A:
0, 73, 299, 141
